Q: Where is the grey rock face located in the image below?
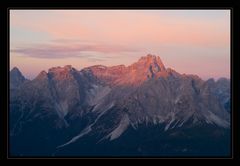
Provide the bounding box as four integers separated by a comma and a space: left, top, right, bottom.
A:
10, 67, 27, 89
10, 55, 230, 156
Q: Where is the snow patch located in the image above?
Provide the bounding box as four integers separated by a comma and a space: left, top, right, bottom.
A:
108, 114, 130, 141
153, 118, 157, 125
206, 111, 229, 128
92, 101, 114, 113
57, 127, 92, 148
130, 122, 138, 130
164, 112, 175, 131
178, 120, 185, 127
170, 119, 180, 129
177, 112, 194, 127
57, 102, 114, 148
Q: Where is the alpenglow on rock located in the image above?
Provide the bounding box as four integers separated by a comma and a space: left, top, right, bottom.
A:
10, 54, 230, 156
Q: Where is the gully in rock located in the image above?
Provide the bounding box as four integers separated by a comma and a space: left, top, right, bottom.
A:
10, 54, 230, 157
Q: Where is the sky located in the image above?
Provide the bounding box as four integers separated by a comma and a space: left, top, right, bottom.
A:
10, 10, 230, 80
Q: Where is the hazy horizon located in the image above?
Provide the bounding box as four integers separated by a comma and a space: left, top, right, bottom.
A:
10, 10, 230, 80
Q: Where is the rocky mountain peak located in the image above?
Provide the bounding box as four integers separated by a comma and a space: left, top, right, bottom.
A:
217, 77, 230, 84
124, 54, 168, 84
10, 67, 24, 78
35, 70, 48, 80
11, 67, 21, 73
137, 54, 166, 72
10, 56, 230, 156
48, 65, 77, 80
49, 65, 74, 73
63, 65, 74, 70
10, 67, 26, 89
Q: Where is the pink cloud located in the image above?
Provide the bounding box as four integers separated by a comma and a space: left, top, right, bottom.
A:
11, 42, 140, 59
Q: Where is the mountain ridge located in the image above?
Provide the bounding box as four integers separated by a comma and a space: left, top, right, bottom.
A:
10, 54, 229, 82
10, 54, 231, 156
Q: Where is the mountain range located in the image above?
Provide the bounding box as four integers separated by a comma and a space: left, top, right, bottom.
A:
10, 54, 230, 157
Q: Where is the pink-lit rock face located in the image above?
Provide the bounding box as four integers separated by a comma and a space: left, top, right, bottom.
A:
11, 54, 230, 125
35, 70, 48, 81
10, 53, 230, 154
82, 64, 128, 86
124, 54, 168, 85
48, 65, 75, 80
83, 54, 170, 86
135, 54, 166, 71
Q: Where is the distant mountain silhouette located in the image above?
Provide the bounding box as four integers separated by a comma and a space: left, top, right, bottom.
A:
10, 67, 28, 89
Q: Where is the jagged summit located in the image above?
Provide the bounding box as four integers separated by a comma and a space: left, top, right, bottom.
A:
136, 54, 166, 72
35, 70, 48, 80
10, 67, 26, 89
48, 65, 75, 72
217, 77, 230, 83
80, 54, 170, 86
10, 54, 230, 156
63, 65, 73, 70
10, 67, 25, 78
11, 66, 21, 73
122, 54, 168, 84
47, 65, 78, 81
